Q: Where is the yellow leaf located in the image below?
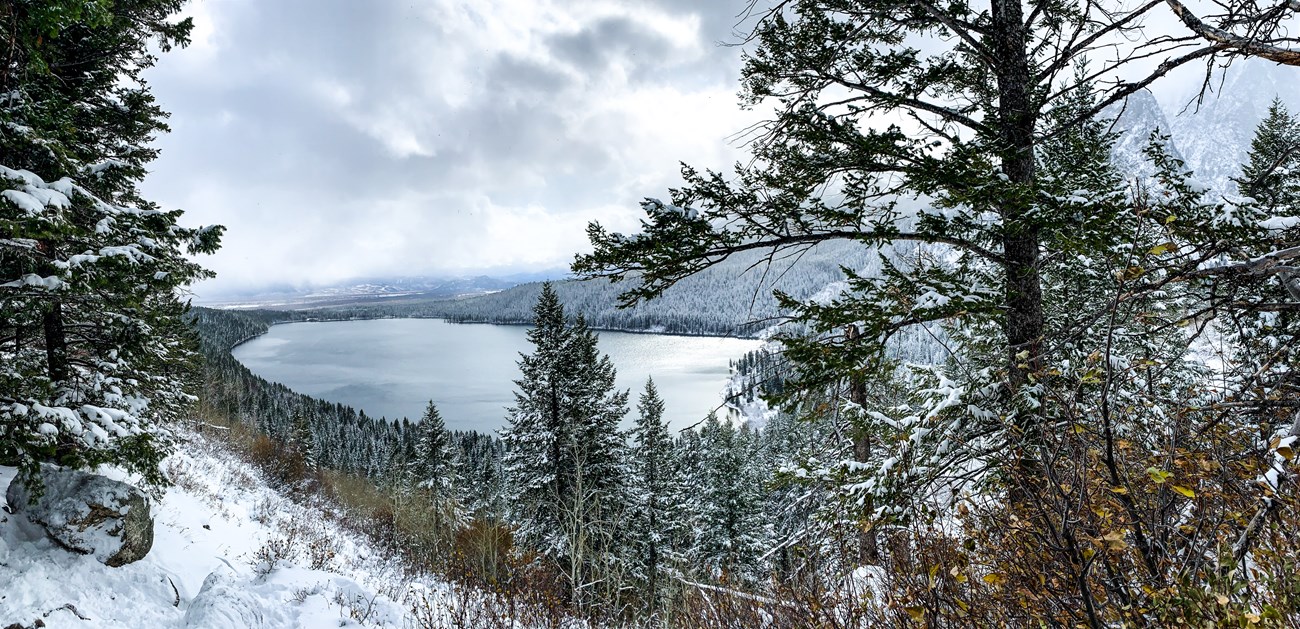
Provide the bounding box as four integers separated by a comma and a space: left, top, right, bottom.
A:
1147, 467, 1171, 484
982, 573, 1006, 586
1171, 485, 1196, 498
1165, 214, 1177, 224
1082, 548, 1095, 561
905, 606, 925, 621
1278, 445, 1295, 461
1110, 486, 1129, 495
1116, 266, 1145, 281
1148, 243, 1174, 255
1103, 530, 1128, 550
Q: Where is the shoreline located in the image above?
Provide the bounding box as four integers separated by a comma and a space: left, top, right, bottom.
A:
243, 312, 768, 342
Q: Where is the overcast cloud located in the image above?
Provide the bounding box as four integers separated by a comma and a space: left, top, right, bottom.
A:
141, 0, 1254, 298
141, 0, 765, 296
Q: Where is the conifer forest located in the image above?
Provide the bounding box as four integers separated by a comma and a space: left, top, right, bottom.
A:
6, 0, 1300, 627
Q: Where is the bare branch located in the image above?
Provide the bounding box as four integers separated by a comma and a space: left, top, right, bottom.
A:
1164, 0, 1300, 65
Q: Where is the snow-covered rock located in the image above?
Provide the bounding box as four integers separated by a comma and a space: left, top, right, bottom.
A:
6, 465, 154, 567
0, 435, 414, 628
1105, 88, 1183, 182
183, 569, 269, 628
1167, 59, 1300, 193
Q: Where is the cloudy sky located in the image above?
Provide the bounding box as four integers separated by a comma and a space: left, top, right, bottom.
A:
139, 0, 1272, 298
141, 0, 766, 297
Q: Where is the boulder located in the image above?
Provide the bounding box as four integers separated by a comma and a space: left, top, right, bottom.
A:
5, 466, 154, 567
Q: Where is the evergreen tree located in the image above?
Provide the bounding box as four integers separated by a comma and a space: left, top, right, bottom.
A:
410, 400, 461, 536
1237, 98, 1300, 211
412, 401, 455, 495
627, 378, 677, 615
290, 409, 317, 472
1, 0, 222, 489
693, 413, 765, 586
500, 283, 629, 605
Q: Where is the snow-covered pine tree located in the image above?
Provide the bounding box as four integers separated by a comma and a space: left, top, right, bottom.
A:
693, 413, 766, 586
411, 400, 459, 534
500, 283, 630, 606
1237, 98, 1300, 212
626, 378, 678, 616
502, 283, 569, 550
290, 409, 317, 473
0, 0, 222, 490
458, 432, 505, 520
412, 401, 455, 494
670, 423, 704, 567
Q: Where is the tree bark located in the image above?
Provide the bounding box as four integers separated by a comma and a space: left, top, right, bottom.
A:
43, 300, 69, 383
845, 324, 880, 563
991, 0, 1046, 495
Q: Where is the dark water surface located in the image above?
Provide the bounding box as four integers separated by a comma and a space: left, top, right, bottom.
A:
231, 319, 761, 432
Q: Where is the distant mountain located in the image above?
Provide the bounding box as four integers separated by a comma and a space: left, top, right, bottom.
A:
199, 271, 566, 309
1098, 61, 1300, 194
1168, 60, 1300, 193
1105, 88, 1183, 181
297, 241, 888, 337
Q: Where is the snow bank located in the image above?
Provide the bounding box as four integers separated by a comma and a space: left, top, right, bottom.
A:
0, 434, 410, 628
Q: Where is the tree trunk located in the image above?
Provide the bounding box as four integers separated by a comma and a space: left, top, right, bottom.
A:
43, 300, 69, 383
845, 324, 880, 563
991, 0, 1046, 495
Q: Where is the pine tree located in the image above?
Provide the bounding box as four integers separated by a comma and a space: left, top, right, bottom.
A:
411, 400, 460, 533
500, 283, 629, 605
1, 0, 222, 489
693, 413, 765, 586
627, 378, 677, 615
412, 401, 455, 493
1237, 98, 1300, 211
290, 409, 317, 473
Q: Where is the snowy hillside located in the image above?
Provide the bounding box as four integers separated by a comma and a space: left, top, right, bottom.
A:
0, 432, 415, 628
1106, 88, 1183, 180
1167, 60, 1300, 192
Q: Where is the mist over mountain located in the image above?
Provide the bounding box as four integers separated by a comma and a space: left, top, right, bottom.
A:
1165, 60, 1300, 192
199, 270, 565, 309
1105, 88, 1183, 181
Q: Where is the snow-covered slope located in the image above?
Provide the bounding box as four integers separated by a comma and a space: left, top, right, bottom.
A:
1106, 88, 1183, 181
0, 433, 411, 628
1168, 60, 1300, 193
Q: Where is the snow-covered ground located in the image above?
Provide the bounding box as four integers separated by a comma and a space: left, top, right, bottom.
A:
0, 433, 414, 628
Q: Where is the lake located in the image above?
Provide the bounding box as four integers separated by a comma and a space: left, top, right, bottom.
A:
231, 318, 763, 432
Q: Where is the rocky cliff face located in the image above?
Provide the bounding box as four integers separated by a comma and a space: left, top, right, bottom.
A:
1105, 88, 1183, 181
1168, 60, 1300, 193
1097, 61, 1300, 193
